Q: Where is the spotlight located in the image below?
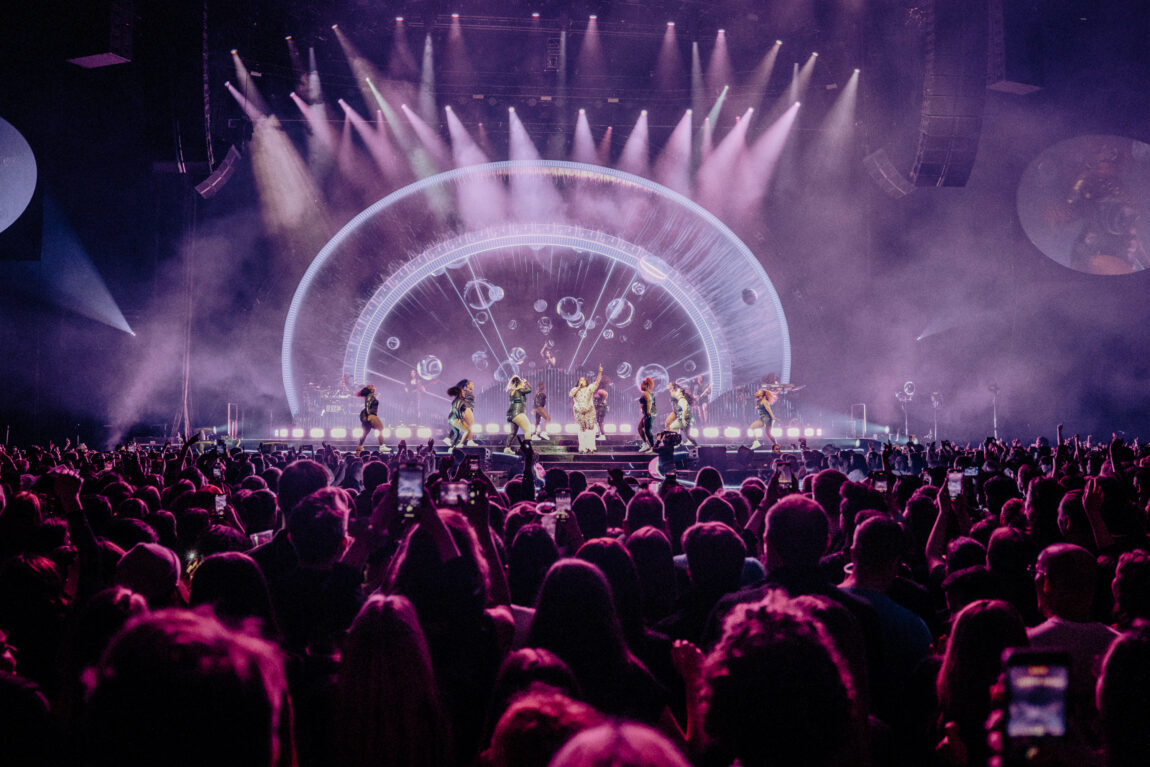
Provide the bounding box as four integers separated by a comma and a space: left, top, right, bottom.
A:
718, 29, 725, 34
776, 40, 782, 45
787, 427, 801, 438
309, 428, 325, 439
619, 423, 633, 434
451, 13, 459, 19
395, 16, 404, 22
854, 68, 860, 73
641, 109, 647, 115
804, 428, 815, 437
668, 21, 675, 26
417, 427, 432, 438
444, 105, 452, 111
352, 428, 364, 438
532, 12, 540, 18
812, 52, 818, 56
381, 428, 393, 438
486, 423, 500, 434
330, 427, 347, 439
395, 427, 412, 439
579, 108, 585, 113
703, 427, 719, 438
284, 36, 292, 41
589, 15, 597, 20
230, 49, 238, 55
291, 428, 305, 438
331, 25, 338, 30
508, 106, 515, 112
564, 423, 579, 434
723, 427, 741, 438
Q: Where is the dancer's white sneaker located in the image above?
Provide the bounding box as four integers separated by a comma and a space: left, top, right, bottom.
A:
750, 440, 762, 450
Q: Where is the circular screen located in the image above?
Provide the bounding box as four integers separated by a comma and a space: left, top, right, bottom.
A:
282, 160, 790, 420
0, 117, 37, 234
1018, 135, 1150, 275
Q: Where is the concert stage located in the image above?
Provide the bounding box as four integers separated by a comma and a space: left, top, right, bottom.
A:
229, 433, 876, 486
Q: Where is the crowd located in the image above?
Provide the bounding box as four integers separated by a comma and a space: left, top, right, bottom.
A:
1, 429, 1149, 767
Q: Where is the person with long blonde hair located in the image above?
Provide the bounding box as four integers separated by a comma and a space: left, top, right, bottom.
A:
748, 388, 779, 451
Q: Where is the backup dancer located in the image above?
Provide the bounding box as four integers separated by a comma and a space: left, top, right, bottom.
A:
532, 381, 551, 440
356, 385, 390, 454
458, 379, 477, 446
594, 388, 609, 440
667, 381, 696, 445
504, 376, 536, 454
748, 387, 780, 451
637, 376, 656, 453
445, 385, 465, 448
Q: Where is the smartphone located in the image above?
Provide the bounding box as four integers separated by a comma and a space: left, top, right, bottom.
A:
963, 466, 979, 477
665, 471, 677, 485
468, 456, 480, 474
212, 463, 224, 482
871, 471, 889, 493
947, 470, 963, 497
214, 494, 227, 519
777, 464, 794, 489
554, 489, 572, 521
1002, 649, 1071, 765
439, 481, 469, 507
397, 463, 424, 518
249, 530, 274, 547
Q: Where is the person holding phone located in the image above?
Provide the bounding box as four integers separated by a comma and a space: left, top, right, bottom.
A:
748, 387, 780, 452
570, 365, 603, 454
504, 376, 536, 454
356, 385, 390, 454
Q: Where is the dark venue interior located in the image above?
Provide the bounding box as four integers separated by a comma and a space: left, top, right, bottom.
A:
2, 3, 1150, 767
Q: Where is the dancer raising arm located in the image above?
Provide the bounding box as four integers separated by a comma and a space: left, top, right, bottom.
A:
570, 365, 604, 454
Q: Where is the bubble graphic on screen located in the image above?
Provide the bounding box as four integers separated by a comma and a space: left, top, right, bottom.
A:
417, 355, 443, 380
471, 351, 490, 370
556, 296, 582, 321
385, 336, 400, 350
634, 363, 669, 392
494, 361, 517, 383
474, 311, 490, 326
684, 360, 697, 373
533, 299, 548, 313
566, 312, 585, 329
510, 346, 527, 364
603, 329, 615, 340
508, 319, 519, 331
642, 319, 653, 330
617, 362, 633, 378
630, 281, 646, 296
606, 298, 635, 328
538, 316, 553, 334
742, 288, 758, 305
585, 318, 597, 331
464, 279, 504, 310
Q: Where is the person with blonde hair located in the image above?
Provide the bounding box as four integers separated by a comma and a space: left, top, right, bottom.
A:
548, 721, 691, 767
748, 387, 779, 451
